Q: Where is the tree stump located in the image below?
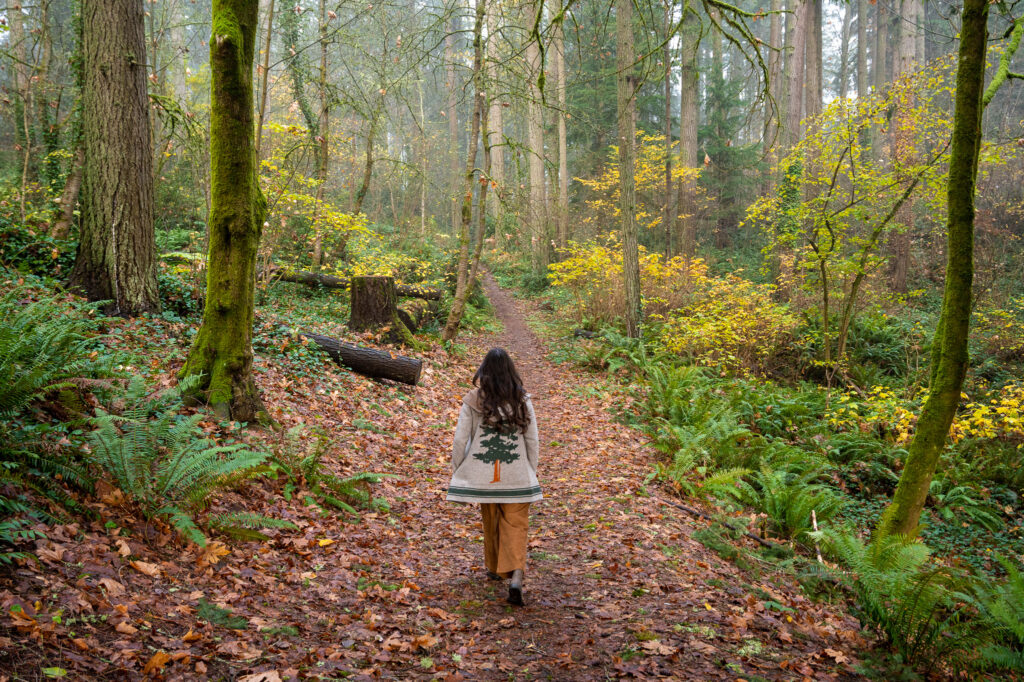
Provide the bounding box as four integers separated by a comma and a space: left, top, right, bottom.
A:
348, 276, 419, 347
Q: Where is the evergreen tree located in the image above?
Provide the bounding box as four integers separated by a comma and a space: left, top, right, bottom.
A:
474, 426, 521, 483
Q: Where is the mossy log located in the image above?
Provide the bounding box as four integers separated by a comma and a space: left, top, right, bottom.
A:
397, 299, 431, 331
273, 268, 440, 300
300, 332, 422, 385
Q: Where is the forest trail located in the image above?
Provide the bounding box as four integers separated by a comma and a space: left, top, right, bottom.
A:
0, 277, 867, 681
329, 274, 866, 680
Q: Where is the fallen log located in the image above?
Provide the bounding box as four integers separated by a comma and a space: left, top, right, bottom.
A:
273, 268, 441, 300
397, 299, 431, 331
300, 332, 422, 385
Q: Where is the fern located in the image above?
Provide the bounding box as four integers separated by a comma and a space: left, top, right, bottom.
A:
718, 464, 844, 542
0, 485, 47, 565
273, 425, 394, 517
85, 375, 270, 546
961, 555, 1024, 672
0, 286, 109, 417
0, 286, 108, 559
815, 529, 987, 674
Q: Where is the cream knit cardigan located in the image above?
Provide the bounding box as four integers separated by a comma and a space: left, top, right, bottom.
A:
446, 388, 543, 504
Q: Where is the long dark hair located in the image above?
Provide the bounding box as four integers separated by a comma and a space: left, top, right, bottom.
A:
473, 348, 529, 433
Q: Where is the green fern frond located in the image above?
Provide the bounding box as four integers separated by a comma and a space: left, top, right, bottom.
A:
86, 375, 269, 546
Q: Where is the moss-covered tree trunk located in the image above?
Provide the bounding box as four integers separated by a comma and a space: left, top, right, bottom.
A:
68, 0, 159, 316
876, 0, 988, 539
179, 0, 267, 423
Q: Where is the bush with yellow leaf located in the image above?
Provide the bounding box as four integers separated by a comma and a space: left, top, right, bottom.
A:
548, 239, 797, 373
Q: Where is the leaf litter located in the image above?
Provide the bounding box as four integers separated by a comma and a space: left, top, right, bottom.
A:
0, 277, 869, 680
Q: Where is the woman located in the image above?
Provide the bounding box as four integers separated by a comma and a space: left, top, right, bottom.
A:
447, 348, 542, 605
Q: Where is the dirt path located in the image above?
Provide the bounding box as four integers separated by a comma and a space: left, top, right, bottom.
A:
347, 275, 866, 680
1, 277, 866, 681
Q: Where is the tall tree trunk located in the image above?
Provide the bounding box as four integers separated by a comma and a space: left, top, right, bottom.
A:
442, 0, 487, 343
877, 0, 988, 539
280, 5, 319, 167
662, 1, 674, 257
311, 0, 330, 267
710, 18, 730, 249
554, 17, 569, 252
888, 0, 917, 293
255, 0, 275, 154
352, 114, 377, 214
838, 1, 851, 99
856, 0, 867, 98
616, 0, 641, 337
9, 1, 33, 223
50, 146, 84, 239
524, 0, 548, 273
418, 81, 428, 235
805, 0, 822, 118
69, 0, 159, 316
677, 8, 699, 258
179, 0, 268, 423
869, 0, 888, 156
486, 3, 505, 223
873, 1, 888, 93
766, 0, 783, 149
446, 22, 460, 234
785, 0, 808, 146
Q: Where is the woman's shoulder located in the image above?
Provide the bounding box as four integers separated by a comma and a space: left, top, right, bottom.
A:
462, 387, 482, 412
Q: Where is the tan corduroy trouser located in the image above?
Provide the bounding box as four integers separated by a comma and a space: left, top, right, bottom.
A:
480, 502, 530, 578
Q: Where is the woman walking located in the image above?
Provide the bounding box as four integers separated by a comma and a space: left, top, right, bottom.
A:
447, 348, 542, 605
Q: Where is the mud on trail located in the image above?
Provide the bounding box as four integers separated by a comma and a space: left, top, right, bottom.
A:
1, 277, 866, 681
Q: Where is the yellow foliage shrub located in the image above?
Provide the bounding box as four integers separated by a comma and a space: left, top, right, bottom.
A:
548, 239, 699, 324
548, 239, 797, 373
654, 273, 797, 374
828, 382, 1024, 446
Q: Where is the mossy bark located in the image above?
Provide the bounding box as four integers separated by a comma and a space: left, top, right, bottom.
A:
68, 0, 159, 316
876, 0, 988, 539
179, 0, 267, 423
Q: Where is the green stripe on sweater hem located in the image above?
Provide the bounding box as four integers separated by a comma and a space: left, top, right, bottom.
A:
446, 486, 542, 498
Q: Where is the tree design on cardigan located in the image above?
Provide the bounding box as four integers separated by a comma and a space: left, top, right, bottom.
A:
474, 425, 521, 483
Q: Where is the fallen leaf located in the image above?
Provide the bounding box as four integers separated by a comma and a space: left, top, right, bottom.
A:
413, 633, 439, 650
824, 647, 850, 664
98, 577, 125, 596
198, 541, 230, 567
640, 640, 675, 655
141, 651, 171, 675
130, 560, 161, 578
238, 672, 283, 682
115, 621, 138, 635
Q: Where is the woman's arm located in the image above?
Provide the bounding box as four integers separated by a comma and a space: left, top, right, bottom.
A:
524, 399, 540, 471
451, 404, 474, 471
